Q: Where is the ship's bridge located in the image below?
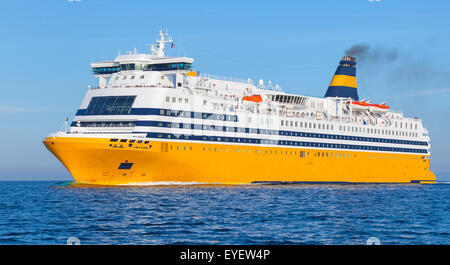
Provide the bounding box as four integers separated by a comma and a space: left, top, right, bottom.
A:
91, 30, 194, 88
91, 55, 193, 76
115, 54, 193, 72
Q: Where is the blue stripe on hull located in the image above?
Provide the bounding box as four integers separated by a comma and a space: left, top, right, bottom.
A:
141, 131, 428, 154
70, 118, 428, 146
76, 108, 239, 122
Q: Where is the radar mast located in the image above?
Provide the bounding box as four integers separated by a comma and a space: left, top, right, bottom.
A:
147, 29, 173, 57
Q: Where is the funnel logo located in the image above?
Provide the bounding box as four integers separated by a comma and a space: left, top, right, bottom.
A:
366, 237, 381, 245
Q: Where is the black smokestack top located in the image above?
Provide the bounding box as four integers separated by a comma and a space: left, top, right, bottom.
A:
345, 44, 398, 62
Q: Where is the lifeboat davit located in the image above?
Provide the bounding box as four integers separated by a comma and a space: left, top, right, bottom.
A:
346, 100, 369, 111
369, 103, 389, 113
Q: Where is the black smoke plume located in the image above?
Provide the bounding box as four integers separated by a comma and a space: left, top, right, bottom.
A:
343, 43, 450, 96
345, 44, 398, 63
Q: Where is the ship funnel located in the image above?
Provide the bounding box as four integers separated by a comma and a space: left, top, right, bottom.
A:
324, 56, 359, 101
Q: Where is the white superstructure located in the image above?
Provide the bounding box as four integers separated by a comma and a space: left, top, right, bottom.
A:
68, 31, 430, 157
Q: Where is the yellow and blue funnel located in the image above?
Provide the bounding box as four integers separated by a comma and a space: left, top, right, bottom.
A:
324, 56, 359, 101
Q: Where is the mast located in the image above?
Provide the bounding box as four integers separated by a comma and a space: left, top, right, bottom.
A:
147, 29, 173, 57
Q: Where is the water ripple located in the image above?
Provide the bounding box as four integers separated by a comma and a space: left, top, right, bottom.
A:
0, 181, 449, 244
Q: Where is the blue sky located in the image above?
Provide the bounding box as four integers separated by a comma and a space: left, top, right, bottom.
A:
0, 0, 449, 180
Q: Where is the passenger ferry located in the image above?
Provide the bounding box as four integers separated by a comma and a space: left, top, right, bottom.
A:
43, 30, 436, 185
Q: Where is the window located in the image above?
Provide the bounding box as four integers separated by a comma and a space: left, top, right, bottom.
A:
120, 64, 136, 71
140, 75, 145, 79
94, 66, 120, 75
78, 121, 136, 127
143, 63, 192, 71
85, 96, 136, 115
166, 97, 170, 102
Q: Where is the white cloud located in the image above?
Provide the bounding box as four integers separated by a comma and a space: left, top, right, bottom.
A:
0, 105, 36, 113
392, 88, 450, 98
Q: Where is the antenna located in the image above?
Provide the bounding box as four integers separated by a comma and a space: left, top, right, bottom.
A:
258, 79, 264, 88
146, 29, 173, 57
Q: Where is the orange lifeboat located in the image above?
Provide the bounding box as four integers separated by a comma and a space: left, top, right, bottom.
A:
346, 100, 369, 111
242, 94, 263, 103
369, 103, 389, 113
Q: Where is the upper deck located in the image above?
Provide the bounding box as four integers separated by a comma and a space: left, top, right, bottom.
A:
83, 30, 429, 146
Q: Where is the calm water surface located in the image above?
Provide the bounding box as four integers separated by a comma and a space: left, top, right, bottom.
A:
0, 181, 449, 244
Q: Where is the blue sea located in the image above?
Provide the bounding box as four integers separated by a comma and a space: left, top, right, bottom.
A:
0, 181, 449, 245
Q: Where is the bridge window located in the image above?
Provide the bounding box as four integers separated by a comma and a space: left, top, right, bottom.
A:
93, 66, 120, 75
143, 63, 192, 71
85, 95, 136, 115
120, 64, 136, 71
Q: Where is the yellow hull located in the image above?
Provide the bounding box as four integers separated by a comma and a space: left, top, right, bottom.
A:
43, 136, 436, 185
